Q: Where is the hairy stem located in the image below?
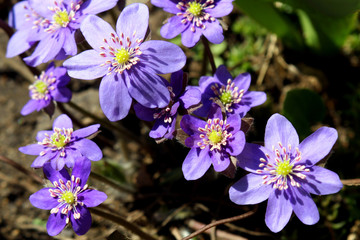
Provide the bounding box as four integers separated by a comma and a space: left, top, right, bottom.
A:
201, 37, 217, 74
90, 171, 135, 194
0, 155, 43, 184
91, 207, 158, 240
182, 206, 258, 240
341, 178, 360, 186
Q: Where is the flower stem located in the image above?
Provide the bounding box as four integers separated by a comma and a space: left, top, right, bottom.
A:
341, 179, 360, 186
0, 155, 43, 184
201, 37, 217, 74
90, 171, 135, 194
90, 207, 158, 240
182, 206, 258, 240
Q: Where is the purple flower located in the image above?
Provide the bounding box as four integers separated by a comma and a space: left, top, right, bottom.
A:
19, 114, 102, 170
134, 70, 201, 140
6, 0, 118, 66
229, 114, 343, 233
64, 3, 186, 122
180, 105, 245, 180
29, 157, 107, 236
151, 0, 234, 48
194, 65, 266, 118
21, 62, 72, 116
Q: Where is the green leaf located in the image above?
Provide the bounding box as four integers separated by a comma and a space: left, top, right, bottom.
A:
282, 89, 325, 139
234, 0, 304, 50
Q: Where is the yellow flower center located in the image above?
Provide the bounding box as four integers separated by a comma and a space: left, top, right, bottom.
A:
220, 91, 232, 105
208, 130, 222, 144
33, 80, 48, 94
115, 48, 130, 64
53, 10, 70, 26
276, 160, 293, 176
50, 132, 67, 148
188, 2, 203, 16
61, 191, 75, 204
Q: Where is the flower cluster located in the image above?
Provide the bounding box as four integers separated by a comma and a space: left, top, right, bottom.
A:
7, 0, 345, 237
151, 0, 234, 47
6, 0, 118, 66
21, 62, 72, 116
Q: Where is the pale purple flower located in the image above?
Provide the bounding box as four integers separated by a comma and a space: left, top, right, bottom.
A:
6, 0, 118, 66
134, 70, 201, 140
229, 114, 343, 233
19, 114, 102, 170
194, 65, 266, 118
63, 3, 186, 121
29, 157, 107, 236
21, 62, 72, 116
151, 0, 234, 48
180, 105, 245, 180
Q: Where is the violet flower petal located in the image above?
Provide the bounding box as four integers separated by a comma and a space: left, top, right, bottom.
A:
298, 127, 338, 166
73, 124, 100, 139
70, 205, 92, 235
151, 0, 180, 14
291, 187, 320, 225
78, 189, 107, 207
265, 190, 293, 233
47, 213, 67, 236
302, 166, 343, 195
182, 147, 212, 180
43, 162, 70, 184
211, 151, 230, 172
74, 139, 102, 161
29, 188, 58, 210
71, 157, 92, 187
53, 114, 73, 129
18, 144, 44, 155
265, 113, 299, 150
229, 173, 273, 205
139, 40, 186, 74
202, 20, 224, 44
63, 50, 109, 80
116, 2, 148, 45
160, 16, 188, 39
237, 143, 276, 173
81, 0, 118, 15
99, 74, 132, 121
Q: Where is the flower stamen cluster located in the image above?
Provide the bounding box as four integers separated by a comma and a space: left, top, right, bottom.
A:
99, 32, 143, 75
256, 142, 309, 190
45, 0, 82, 32
211, 79, 244, 112
29, 72, 56, 100
176, 0, 216, 32
39, 127, 73, 157
197, 118, 232, 151
49, 175, 88, 223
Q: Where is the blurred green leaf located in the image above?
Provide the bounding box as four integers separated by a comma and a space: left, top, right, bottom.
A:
282, 89, 325, 139
235, 0, 304, 49
93, 159, 126, 183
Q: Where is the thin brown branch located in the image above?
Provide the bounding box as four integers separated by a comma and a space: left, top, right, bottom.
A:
201, 37, 216, 74
341, 178, 360, 186
0, 155, 43, 184
90, 171, 135, 194
182, 206, 258, 240
90, 207, 158, 240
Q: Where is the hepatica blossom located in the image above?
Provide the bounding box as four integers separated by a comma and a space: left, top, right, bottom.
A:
64, 3, 186, 121
180, 105, 245, 180
195, 65, 266, 118
21, 62, 72, 116
229, 114, 343, 232
6, 0, 118, 66
19, 114, 102, 170
30, 157, 107, 236
151, 0, 234, 47
134, 70, 201, 140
